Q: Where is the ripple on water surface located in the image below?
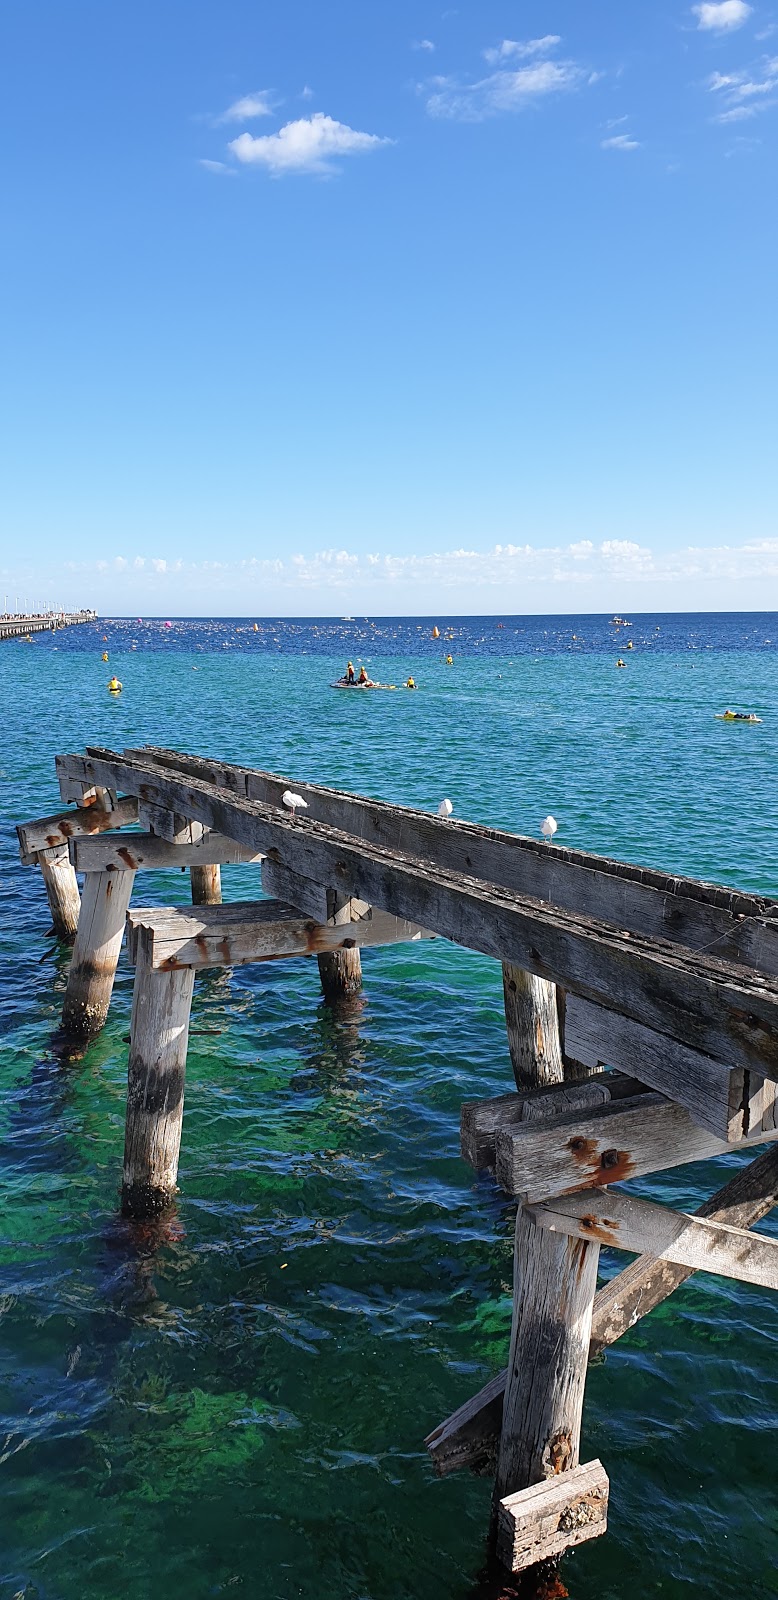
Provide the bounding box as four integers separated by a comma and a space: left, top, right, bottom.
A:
0, 614, 777, 1599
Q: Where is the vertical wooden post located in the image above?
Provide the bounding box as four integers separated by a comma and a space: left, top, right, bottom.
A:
502, 965, 566, 1090
122, 939, 195, 1217
190, 864, 222, 905
317, 892, 362, 1000
493, 1203, 600, 1526
38, 843, 81, 941
60, 868, 136, 1041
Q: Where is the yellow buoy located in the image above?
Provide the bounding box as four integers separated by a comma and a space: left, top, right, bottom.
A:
446, 654, 453, 665
102, 651, 109, 661
432, 626, 440, 639
627, 640, 633, 649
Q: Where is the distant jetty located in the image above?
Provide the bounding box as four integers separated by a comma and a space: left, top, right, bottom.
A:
0, 609, 97, 642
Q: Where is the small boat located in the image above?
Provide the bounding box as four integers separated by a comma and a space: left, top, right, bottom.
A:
331, 678, 396, 691
715, 710, 762, 723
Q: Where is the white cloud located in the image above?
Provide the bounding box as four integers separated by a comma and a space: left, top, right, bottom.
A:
301, 84, 315, 99
426, 58, 587, 121
199, 158, 238, 176
217, 91, 275, 124
707, 55, 778, 119
413, 39, 436, 52
693, 1, 752, 31
229, 113, 393, 175
601, 132, 641, 149
483, 36, 561, 65
94, 539, 778, 590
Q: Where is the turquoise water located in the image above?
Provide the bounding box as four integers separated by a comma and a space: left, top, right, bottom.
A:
1, 614, 777, 1600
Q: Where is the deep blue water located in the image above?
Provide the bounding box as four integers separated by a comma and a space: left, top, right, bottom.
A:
0, 613, 776, 1600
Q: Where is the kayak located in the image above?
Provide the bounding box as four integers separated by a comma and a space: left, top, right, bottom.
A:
715, 712, 762, 722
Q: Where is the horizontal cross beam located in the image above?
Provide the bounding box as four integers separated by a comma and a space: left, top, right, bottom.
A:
127, 899, 434, 970
70, 831, 263, 871
491, 1092, 778, 1201
17, 796, 139, 862
531, 1188, 778, 1290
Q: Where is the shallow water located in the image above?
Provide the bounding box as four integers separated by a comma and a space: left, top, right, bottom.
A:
1, 613, 777, 1600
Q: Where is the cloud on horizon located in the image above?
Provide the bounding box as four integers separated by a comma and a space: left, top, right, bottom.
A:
66, 537, 778, 596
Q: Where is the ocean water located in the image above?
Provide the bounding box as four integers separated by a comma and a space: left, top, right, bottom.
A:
0, 612, 777, 1600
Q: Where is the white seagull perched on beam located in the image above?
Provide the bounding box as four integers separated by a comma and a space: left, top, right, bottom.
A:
437, 798, 454, 819
282, 790, 308, 819
541, 815, 558, 844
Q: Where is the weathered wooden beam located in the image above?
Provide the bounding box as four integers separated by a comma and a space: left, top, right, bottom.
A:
121, 745, 778, 976
502, 965, 565, 1089
61, 869, 136, 1040
493, 1092, 778, 1203
16, 795, 138, 862
565, 995, 778, 1142
70, 832, 262, 871
126, 899, 433, 971
461, 1072, 646, 1171
589, 1139, 778, 1351
54, 752, 778, 1082
58, 780, 116, 808
496, 1459, 609, 1573
122, 933, 195, 1217
261, 857, 329, 919
531, 1188, 778, 1290
136, 802, 205, 843
38, 843, 81, 941
426, 1142, 778, 1475
493, 1205, 600, 1545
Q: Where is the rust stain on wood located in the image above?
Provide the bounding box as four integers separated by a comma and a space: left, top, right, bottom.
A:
578, 1214, 621, 1246
543, 1430, 573, 1475
566, 1134, 636, 1188
118, 846, 139, 869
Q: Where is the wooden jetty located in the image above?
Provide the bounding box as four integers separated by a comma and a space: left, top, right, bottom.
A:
15, 743, 778, 1585
0, 608, 96, 641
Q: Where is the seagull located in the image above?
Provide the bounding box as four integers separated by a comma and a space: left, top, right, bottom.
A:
541, 815, 558, 844
437, 798, 454, 818
282, 790, 308, 819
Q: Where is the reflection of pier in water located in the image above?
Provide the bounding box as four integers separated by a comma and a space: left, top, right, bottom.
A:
14, 741, 778, 1592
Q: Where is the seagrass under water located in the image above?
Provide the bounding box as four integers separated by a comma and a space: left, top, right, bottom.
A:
1, 613, 777, 1600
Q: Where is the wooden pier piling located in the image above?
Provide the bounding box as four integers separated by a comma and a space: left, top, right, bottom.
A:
502, 965, 565, 1089
493, 1205, 599, 1515
190, 863, 222, 905
122, 937, 195, 1216
317, 891, 363, 1000
60, 868, 135, 1041
38, 843, 81, 941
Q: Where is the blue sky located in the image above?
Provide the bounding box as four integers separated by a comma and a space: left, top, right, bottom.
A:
1, 0, 776, 615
